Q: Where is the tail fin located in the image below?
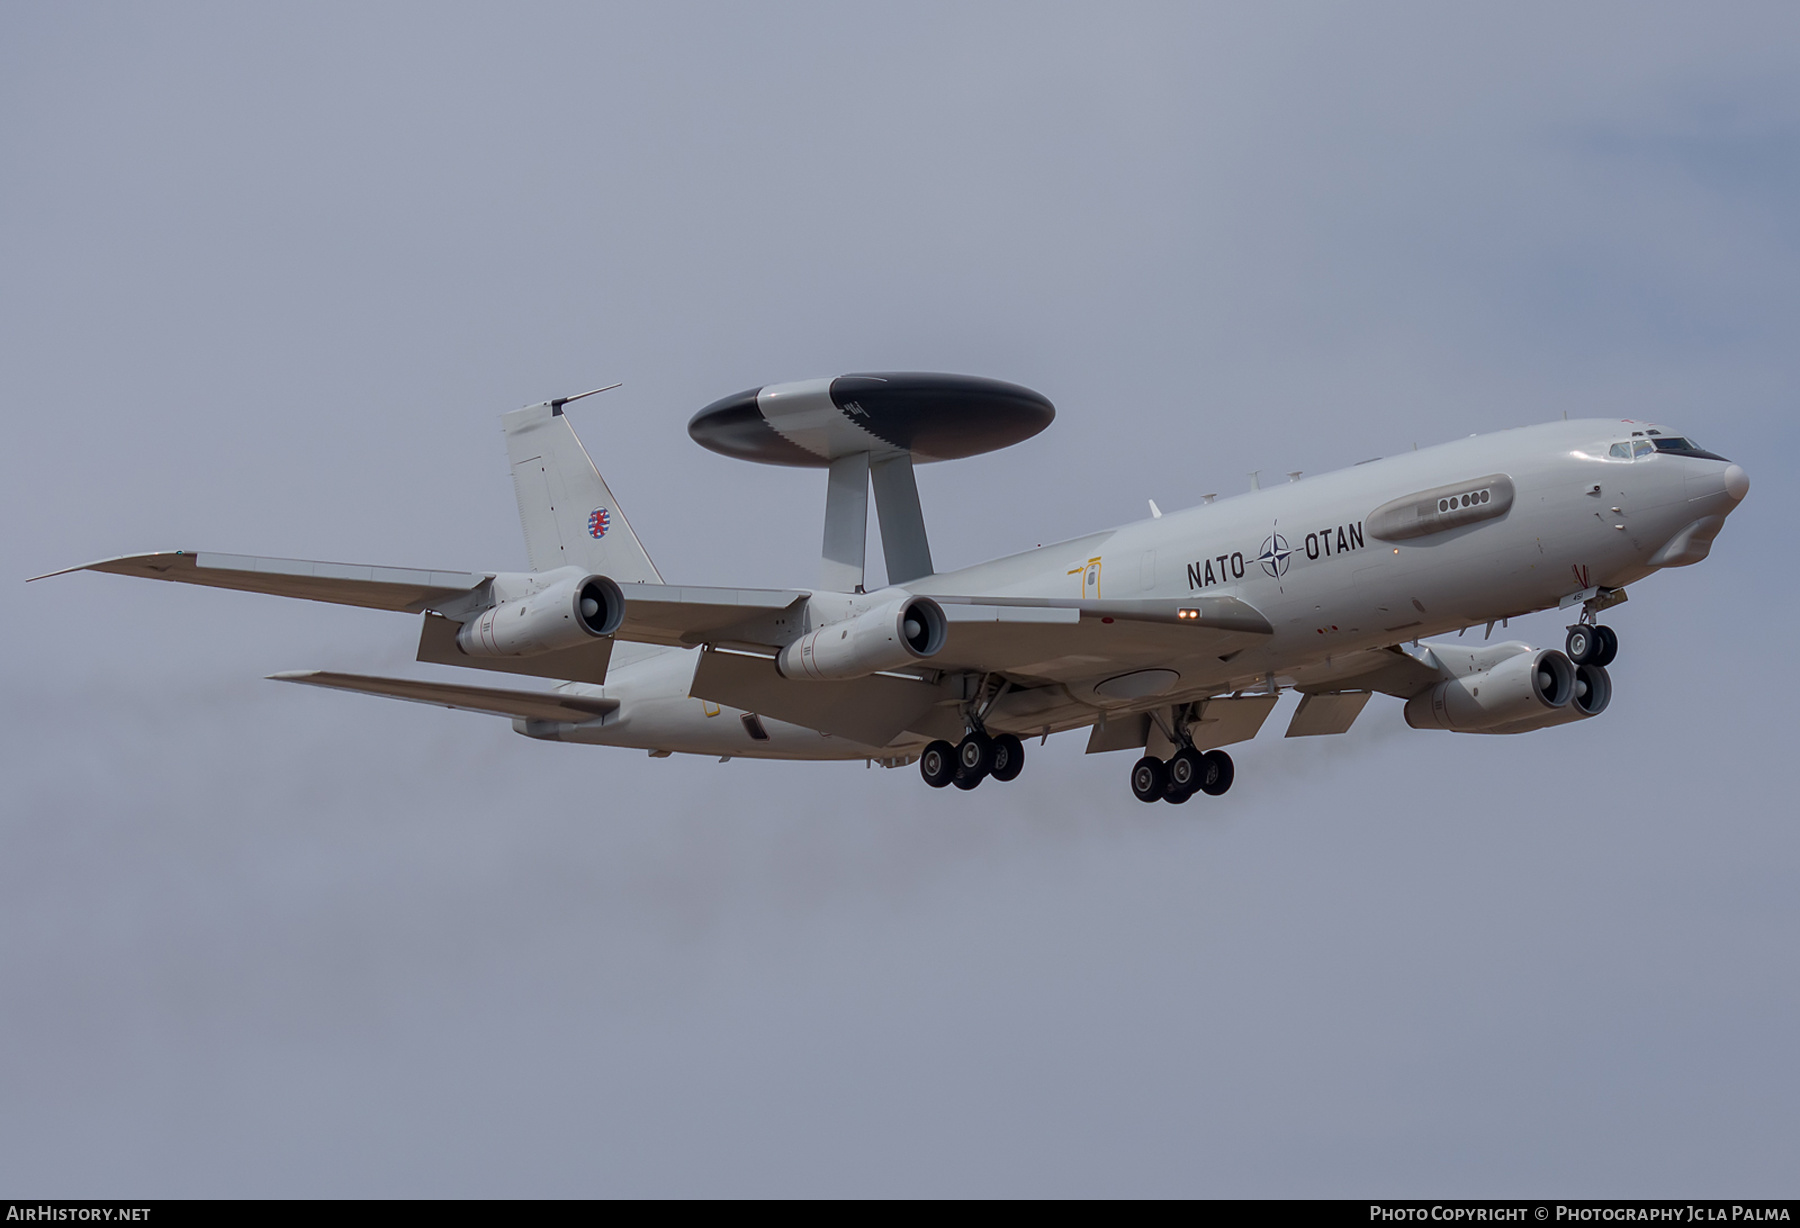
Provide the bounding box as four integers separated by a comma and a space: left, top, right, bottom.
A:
501, 399, 664, 582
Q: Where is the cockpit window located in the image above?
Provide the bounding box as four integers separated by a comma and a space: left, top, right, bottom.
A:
1609, 442, 1632, 459
1651, 437, 1730, 462
1633, 439, 1654, 459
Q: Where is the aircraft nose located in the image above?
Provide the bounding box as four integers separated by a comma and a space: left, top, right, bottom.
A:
1723, 463, 1750, 503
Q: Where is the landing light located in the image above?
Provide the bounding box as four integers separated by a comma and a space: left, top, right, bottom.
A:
1178, 608, 1200, 621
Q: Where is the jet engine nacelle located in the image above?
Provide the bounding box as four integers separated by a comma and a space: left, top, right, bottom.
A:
456, 573, 623, 657
1404, 647, 1578, 733
1482, 661, 1613, 734
777, 596, 948, 681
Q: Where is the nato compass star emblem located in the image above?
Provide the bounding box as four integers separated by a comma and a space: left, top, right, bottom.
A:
587, 507, 611, 539
1258, 531, 1292, 578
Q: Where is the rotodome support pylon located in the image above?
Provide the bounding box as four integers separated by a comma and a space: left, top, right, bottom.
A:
688, 372, 1054, 592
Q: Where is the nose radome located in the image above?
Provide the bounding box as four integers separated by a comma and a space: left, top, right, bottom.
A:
1724, 464, 1750, 503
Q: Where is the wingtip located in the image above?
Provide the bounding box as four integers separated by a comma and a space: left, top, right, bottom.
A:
27, 551, 197, 584
267, 670, 323, 682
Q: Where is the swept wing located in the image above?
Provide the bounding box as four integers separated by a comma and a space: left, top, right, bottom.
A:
32, 551, 488, 612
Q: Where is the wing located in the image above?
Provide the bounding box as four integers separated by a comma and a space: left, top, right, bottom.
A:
611, 584, 809, 647
684, 595, 1275, 746
270, 670, 619, 724
1290, 644, 1440, 699
689, 648, 960, 747
41, 552, 1270, 708
36, 552, 809, 637
32, 551, 488, 613
930, 595, 1271, 684
416, 611, 617, 685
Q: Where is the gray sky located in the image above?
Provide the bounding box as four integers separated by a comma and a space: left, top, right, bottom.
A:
3, 1, 1796, 1196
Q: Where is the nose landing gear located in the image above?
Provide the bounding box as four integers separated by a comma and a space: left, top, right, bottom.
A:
1566, 622, 1618, 667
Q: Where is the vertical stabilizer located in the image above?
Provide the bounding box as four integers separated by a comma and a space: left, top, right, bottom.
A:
501, 400, 663, 582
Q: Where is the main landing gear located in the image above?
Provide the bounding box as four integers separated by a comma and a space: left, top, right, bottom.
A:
1132, 748, 1233, 805
920, 730, 1026, 791
1565, 622, 1619, 667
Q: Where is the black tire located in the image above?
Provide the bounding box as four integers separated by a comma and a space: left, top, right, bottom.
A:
1130, 756, 1167, 803
1163, 782, 1194, 804
990, 734, 1025, 782
920, 740, 957, 788
1198, 749, 1234, 796
1566, 624, 1599, 666
1167, 747, 1205, 794
1595, 624, 1618, 667
957, 732, 995, 780
952, 770, 984, 790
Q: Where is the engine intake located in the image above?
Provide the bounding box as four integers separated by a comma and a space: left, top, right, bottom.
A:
457, 574, 623, 658
1404, 648, 1577, 733
1482, 661, 1613, 734
777, 596, 947, 681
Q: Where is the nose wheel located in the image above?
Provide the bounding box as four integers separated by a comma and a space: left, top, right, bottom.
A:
1566, 623, 1618, 667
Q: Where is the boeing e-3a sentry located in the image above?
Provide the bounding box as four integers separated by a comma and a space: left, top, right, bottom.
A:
35, 373, 1750, 803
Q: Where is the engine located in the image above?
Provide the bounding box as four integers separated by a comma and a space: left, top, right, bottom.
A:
1404, 647, 1578, 733
456, 573, 624, 658
776, 596, 948, 681
1481, 661, 1612, 734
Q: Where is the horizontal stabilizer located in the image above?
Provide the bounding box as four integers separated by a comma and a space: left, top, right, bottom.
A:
32, 552, 487, 613
270, 670, 618, 724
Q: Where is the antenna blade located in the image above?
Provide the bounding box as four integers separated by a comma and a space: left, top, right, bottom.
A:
550, 383, 623, 410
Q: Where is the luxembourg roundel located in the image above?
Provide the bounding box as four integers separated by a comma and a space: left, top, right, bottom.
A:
588, 508, 610, 539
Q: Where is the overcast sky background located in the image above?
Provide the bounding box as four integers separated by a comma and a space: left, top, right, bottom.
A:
3, 2, 1796, 1196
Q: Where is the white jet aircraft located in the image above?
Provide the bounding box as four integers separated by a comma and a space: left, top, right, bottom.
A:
34, 373, 1749, 803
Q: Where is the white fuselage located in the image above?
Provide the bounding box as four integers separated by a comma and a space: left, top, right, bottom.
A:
527, 419, 1746, 759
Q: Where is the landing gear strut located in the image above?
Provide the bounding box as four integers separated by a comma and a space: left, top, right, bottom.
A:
1127, 704, 1235, 805
920, 674, 1030, 792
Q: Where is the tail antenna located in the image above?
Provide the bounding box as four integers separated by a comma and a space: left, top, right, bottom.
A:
550, 383, 622, 412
